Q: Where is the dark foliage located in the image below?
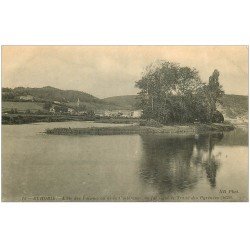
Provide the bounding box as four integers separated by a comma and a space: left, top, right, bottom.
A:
212, 110, 224, 123
135, 60, 225, 124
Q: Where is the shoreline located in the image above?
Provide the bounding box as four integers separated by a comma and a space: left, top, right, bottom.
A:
1, 114, 95, 125
45, 123, 235, 136
1, 114, 138, 125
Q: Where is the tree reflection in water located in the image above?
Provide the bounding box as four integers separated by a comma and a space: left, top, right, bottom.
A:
194, 133, 223, 188
139, 133, 223, 194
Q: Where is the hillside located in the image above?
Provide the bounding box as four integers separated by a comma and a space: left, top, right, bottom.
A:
103, 95, 139, 110
220, 94, 248, 118
2, 86, 122, 111
218, 94, 248, 124
3, 86, 100, 103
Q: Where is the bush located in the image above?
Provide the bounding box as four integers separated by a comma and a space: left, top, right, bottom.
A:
212, 110, 224, 123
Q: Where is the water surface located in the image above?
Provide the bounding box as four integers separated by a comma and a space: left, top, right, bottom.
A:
2, 121, 248, 201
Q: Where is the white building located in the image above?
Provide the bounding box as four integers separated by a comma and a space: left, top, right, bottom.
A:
67, 108, 76, 115
78, 111, 87, 115
49, 106, 56, 113
131, 110, 142, 118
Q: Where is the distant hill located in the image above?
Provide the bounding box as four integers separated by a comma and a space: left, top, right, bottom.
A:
3, 86, 100, 103
103, 95, 139, 110
2, 86, 122, 111
218, 94, 248, 121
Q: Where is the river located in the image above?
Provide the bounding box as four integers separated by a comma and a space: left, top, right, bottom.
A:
2, 121, 248, 201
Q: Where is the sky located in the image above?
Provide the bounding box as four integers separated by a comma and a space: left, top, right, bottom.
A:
2, 46, 248, 98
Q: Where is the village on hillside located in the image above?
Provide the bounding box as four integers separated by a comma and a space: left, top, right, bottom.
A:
2, 85, 249, 126
2, 90, 142, 121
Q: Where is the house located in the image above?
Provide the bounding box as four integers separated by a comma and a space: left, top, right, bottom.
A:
19, 95, 34, 101
104, 110, 111, 117
131, 110, 142, 118
67, 108, 76, 115
103, 110, 135, 118
54, 101, 61, 104
104, 110, 121, 117
49, 106, 56, 114
78, 111, 88, 115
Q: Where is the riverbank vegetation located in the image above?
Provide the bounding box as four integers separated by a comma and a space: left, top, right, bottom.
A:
2, 113, 142, 125
2, 114, 95, 125
46, 123, 235, 136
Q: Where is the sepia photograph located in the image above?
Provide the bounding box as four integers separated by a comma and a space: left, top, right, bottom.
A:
1, 1, 250, 250
1, 45, 249, 202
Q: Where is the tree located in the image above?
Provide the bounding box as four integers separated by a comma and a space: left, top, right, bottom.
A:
43, 101, 52, 110
207, 69, 225, 121
10, 108, 15, 114
136, 61, 204, 123
135, 61, 224, 124
54, 105, 68, 113
86, 110, 95, 117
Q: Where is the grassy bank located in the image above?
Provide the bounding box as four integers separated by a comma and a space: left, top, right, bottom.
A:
46, 123, 235, 136
2, 114, 95, 125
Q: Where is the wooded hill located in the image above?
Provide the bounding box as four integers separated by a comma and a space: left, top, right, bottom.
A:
2, 86, 124, 111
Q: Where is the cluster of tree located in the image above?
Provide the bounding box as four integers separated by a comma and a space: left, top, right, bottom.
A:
2, 89, 20, 101
135, 60, 224, 124
43, 101, 68, 113
43, 100, 95, 116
